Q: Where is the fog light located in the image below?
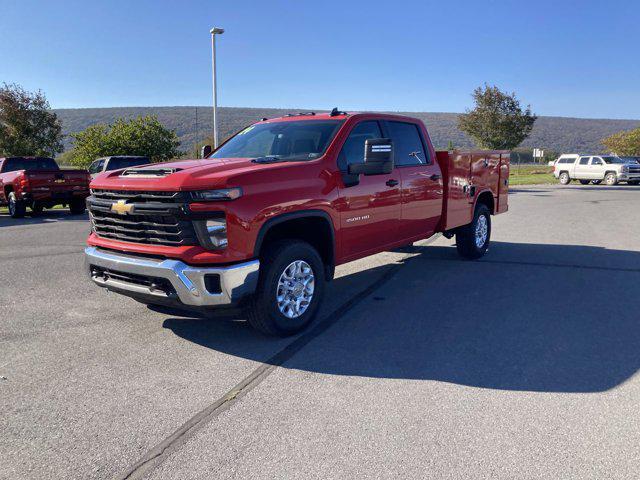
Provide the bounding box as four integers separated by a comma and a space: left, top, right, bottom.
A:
206, 218, 227, 248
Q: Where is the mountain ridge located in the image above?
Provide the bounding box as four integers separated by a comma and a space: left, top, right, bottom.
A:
54, 106, 640, 155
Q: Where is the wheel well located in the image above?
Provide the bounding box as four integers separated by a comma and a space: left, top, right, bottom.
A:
256, 215, 335, 279
559, 170, 569, 176
605, 170, 617, 176
4, 185, 13, 196
476, 191, 495, 214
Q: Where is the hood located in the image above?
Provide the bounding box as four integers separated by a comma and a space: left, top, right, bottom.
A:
89, 157, 301, 191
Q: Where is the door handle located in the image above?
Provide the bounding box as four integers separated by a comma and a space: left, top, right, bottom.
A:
430, 174, 442, 181
386, 179, 399, 187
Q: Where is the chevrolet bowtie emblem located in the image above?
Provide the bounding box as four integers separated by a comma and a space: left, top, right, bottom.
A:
111, 200, 133, 215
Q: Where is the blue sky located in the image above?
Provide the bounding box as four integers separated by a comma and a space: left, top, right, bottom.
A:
2, 0, 639, 119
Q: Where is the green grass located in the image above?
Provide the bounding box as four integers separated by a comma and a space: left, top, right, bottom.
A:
509, 165, 555, 186
0, 204, 67, 214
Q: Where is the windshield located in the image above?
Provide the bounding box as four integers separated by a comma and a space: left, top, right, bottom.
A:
1, 157, 59, 172
601, 156, 625, 164
210, 120, 344, 161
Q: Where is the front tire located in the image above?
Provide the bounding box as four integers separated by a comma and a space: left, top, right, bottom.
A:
456, 204, 491, 260
8, 192, 26, 218
559, 172, 571, 185
605, 172, 618, 186
247, 240, 326, 336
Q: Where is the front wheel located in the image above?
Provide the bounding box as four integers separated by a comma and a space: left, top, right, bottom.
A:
8, 192, 26, 218
247, 240, 326, 336
605, 172, 618, 186
456, 204, 491, 260
559, 172, 571, 185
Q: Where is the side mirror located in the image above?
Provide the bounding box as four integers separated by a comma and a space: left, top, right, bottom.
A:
347, 138, 394, 176
201, 145, 212, 158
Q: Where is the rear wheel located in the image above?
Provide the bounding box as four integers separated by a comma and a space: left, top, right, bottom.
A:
8, 192, 26, 218
591, 180, 602, 185
605, 172, 618, 186
69, 198, 86, 214
456, 204, 491, 260
31, 203, 44, 215
559, 172, 571, 185
247, 240, 326, 336
579, 180, 590, 185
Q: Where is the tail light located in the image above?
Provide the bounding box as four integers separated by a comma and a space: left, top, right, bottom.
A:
18, 173, 29, 191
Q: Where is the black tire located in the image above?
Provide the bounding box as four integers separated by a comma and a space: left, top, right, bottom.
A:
69, 198, 86, 214
456, 204, 491, 260
8, 192, 26, 218
591, 180, 602, 185
605, 172, 618, 186
579, 180, 590, 185
559, 172, 571, 185
31, 203, 44, 215
247, 240, 325, 336
628, 180, 639, 186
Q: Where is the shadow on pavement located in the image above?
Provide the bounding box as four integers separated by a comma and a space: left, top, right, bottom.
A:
162, 241, 640, 393
0, 209, 88, 227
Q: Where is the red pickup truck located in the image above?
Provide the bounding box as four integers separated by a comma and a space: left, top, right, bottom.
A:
85, 111, 509, 335
0, 157, 91, 217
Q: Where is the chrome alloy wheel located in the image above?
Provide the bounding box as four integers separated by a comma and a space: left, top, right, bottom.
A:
276, 260, 315, 319
475, 215, 488, 248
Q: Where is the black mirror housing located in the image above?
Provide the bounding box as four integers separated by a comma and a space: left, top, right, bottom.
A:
201, 145, 212, 158
347, 138, 394, 176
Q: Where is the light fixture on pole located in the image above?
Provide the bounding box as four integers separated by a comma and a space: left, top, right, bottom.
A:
210, 27, 224, 149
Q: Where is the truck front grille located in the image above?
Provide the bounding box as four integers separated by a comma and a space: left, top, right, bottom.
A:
87, 190, 198, 247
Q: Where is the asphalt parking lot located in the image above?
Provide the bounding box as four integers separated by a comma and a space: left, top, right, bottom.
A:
2, 184, 640, 480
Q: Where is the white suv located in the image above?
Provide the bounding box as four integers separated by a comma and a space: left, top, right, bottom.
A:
554, 155, 640, 185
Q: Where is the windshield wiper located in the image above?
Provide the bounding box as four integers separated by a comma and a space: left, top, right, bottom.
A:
251, 156, 283, 164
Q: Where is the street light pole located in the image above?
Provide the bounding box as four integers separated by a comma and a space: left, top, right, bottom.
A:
210, 27, 224, 149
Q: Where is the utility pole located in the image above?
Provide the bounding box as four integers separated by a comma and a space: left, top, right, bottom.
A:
210, 27, 225, 148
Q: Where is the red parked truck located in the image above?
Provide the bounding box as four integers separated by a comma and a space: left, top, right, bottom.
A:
85, 111, 509, 335
0, 157, 91, 217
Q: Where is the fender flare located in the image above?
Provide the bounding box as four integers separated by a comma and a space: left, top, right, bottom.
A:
253, 209, 336, 273
472, 188, 496, 214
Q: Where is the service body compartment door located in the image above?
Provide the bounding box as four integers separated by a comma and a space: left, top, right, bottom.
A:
497, 153, 509, 213
439, 151, 472, 230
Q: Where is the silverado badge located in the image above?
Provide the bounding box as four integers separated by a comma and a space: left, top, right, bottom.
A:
111, 200, 133, 215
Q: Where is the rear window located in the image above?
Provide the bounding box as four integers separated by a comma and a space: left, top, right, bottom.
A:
1, 157, 59, 172
107, 158, 149, 171
558, 157, 577, 164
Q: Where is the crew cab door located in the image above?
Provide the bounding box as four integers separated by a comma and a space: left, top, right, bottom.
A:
575, 156, 591, 179
336, 120, 402, 259
590, 156, 605, 179
383, 120, 443, 239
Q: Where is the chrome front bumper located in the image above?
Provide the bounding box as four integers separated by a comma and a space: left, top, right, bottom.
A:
85, 246, 260, 307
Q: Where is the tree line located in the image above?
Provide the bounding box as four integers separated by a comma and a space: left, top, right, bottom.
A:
2, 82, 638, 168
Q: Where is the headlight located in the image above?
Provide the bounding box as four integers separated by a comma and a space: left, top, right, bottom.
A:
190, 188, 242, 201
194, 215, 228, 249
